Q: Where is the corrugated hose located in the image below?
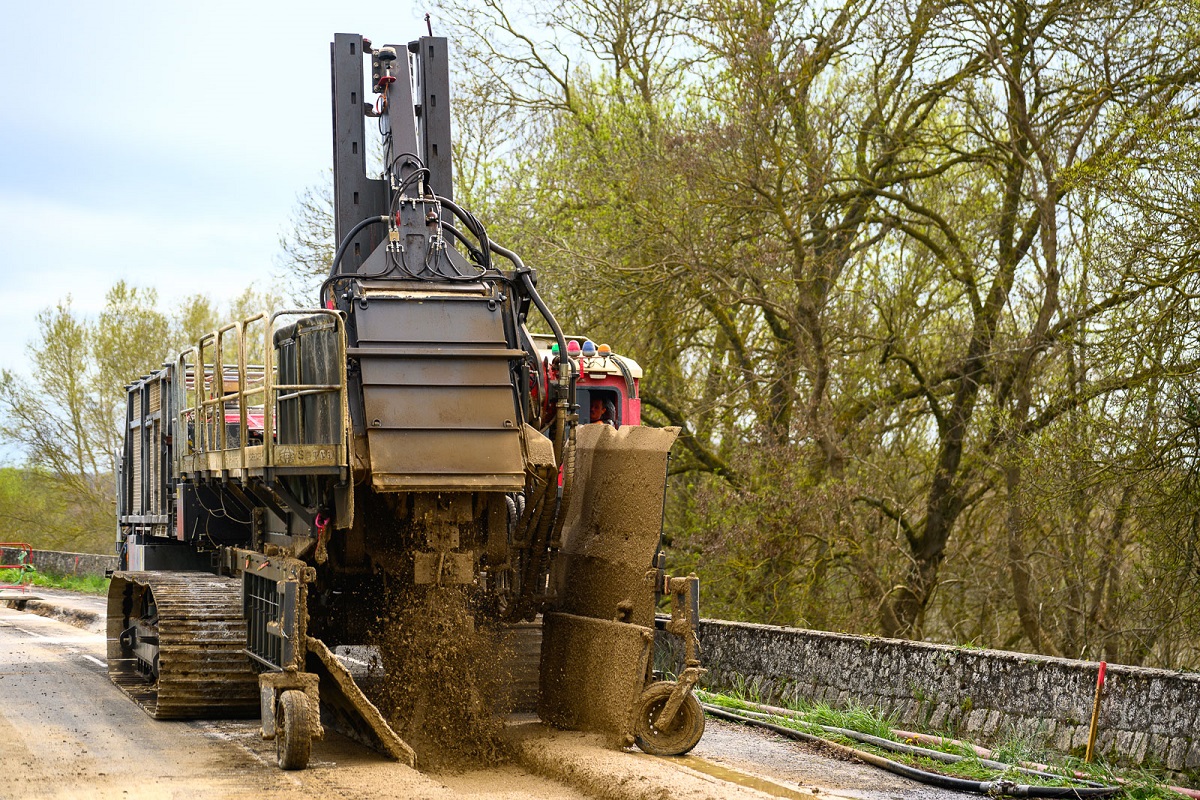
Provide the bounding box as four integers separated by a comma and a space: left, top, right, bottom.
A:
701, 704, 1124, 798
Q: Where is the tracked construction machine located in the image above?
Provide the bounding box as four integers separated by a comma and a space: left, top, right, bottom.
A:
110, 32, 705, 770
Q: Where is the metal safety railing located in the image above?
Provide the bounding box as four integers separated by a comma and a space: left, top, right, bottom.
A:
173, 310, 349, 477
0, 542, 36, 593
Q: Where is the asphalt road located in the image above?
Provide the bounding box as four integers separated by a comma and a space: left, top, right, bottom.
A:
0, 601, 977, 800
0, 605, 600, 799
0, 605, 312, 798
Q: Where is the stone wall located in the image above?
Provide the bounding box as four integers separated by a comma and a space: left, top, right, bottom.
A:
688, 620, 1200, 775
0, 547, 116, 579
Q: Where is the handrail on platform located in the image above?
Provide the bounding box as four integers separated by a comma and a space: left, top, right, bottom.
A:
173, 309, 349, 476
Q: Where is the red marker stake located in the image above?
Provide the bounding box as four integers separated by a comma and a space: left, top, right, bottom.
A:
1085, 661, 1107, 763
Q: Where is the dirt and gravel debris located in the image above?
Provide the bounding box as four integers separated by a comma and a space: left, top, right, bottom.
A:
368, 584, 515, 767
1, 586, 105, 632
4, 599, 979, 800
508, 723, 801, 800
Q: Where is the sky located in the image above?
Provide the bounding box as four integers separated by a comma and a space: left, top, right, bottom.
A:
0, 0, 430, 378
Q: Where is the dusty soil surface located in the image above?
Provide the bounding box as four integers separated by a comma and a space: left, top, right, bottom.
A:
1, 597, 978, 800
511, 723, 814, 800
690, 718, 976, 800
0, 605, 583, 800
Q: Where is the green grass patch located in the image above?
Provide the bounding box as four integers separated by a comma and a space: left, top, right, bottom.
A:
0, 567, 109, 595
992, 725, 1051, 766
699, 690, 896, 738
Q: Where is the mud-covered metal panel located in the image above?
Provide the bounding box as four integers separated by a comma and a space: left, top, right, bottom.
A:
366, 430, 524, 490
351, 291, 526, 491
305, 636, 417, 766
538, 612, 653, 743
352, 289, 506, 344
359, 379, 517, 429
553, 425, 681, 627
359, 355, 512, 386
274, 315, 342, 447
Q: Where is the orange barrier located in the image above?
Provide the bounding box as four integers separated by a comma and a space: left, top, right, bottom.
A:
0, 542, 35, 593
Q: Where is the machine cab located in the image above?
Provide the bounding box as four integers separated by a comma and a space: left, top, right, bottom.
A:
531, 334, 643, 427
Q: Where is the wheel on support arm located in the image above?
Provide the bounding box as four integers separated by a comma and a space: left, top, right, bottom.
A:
633, 680, 705, 756
276, 690, 312, 770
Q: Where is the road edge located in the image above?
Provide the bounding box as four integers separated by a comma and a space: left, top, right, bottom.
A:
2, 592, 105, 633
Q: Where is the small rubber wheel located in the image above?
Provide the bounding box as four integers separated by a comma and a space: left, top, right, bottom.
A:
633, 681, 705, 756
276, 690, 312, 770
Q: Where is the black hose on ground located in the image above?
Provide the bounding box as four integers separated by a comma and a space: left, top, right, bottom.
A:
702, 705, 1123, 799
720, 704, 1106, 788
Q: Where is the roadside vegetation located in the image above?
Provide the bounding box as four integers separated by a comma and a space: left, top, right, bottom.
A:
0, 568, 108, 596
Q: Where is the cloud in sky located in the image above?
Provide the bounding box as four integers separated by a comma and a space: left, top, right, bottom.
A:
0, 0, 427, 373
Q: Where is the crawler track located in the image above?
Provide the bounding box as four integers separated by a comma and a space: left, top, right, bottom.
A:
107, 571, 259, 719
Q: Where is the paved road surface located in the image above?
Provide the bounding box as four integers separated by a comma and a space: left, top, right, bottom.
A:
0, 601, 976, 800
0, 606, 597, 799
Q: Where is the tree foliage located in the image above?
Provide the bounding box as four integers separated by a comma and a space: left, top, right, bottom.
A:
276, 180, 336, 303
0, 284, 279, 553
428, 0, 1200, 664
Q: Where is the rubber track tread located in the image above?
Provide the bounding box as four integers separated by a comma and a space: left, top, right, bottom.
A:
107, 571, 259, 720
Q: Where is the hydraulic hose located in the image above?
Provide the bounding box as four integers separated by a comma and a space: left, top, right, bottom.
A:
608, 353, 636, 399
327, 215, 389, 279
484, 241, 566, 356
433, 195, 574, 456
436, 196, 491, 270
321, 215, 390, 304
487, 239, 574, 463
440, 221, 486, 264
548, 422, 577, 551
702, 705, 1123, 799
